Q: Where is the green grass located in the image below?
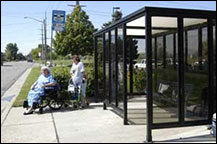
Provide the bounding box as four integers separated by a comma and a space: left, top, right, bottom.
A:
34, 58, 93, 67
13, 67, 41, 107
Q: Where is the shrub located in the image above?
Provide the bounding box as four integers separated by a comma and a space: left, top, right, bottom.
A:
133, 69, 146, 92
52, 66, 71, 90
52, 63, 104, 99
85, 64, 95, 98
85, 63, 104, 98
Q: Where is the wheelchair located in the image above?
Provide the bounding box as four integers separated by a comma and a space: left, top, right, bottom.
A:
23, 84, 64, 114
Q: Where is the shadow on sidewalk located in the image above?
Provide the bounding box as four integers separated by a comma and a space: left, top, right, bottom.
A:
34, 104, 103, 115
153, 134, 216, 143
1, 64, 13, 67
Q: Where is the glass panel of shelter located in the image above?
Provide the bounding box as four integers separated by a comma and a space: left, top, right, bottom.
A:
110, 29, 116, 106
102, 28, 125, 111
151, 16, 179, 124
104, 32, 110, 102
183, 18, 209, 122
213, 19, 216, 114
97, 36, 104, 100
117, 27, 125, 110
150, 16, 212, 125
126, 37, 147, 125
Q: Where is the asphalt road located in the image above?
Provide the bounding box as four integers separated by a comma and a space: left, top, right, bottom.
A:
1, 61, 34, 97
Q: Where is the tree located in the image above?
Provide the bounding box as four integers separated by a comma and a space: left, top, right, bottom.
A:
102, 10, 123, 28
102, 21, 112, 28
112, 10, 122, 22
54, 6, 95, 56
30, 44, 49, 60
31, 47, 41, 60
5, 43, 18, 61
124, 38, 139, 63
47, 52, 58, 60
16, 53, 26, 61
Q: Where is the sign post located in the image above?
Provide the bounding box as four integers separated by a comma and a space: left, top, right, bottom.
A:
50, 10, 66, 66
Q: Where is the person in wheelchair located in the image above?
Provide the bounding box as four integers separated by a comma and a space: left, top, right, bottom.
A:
24, 66, 56, 115
70, 55, 87, 108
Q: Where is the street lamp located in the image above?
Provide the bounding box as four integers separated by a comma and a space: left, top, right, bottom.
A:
24, 16, 44, 23
24, 16, 47, 66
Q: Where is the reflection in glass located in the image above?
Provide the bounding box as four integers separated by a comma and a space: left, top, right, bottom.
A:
126, 37, 147, 125
132, 39, 146, 94
117, 28, 124, 110
126, 38, 139, 94
184, 19, 208, 121
111, 30, 116, 105
97, 37, 104, 99
152, 17, 179, 124
105, 33, 109, 100
213, 20, 216, 113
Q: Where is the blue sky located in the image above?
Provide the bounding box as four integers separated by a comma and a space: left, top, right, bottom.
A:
1, 1, 216, 55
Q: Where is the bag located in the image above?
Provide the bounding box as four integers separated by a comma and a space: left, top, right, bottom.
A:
23, 101, 28, 108
68, 84, 75, 93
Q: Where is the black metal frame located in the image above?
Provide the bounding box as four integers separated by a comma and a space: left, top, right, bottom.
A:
94, 36, 98, 101
145, 11, 153, 142
94, 7, 216, 142
115, 28, 118, 107
123, 23, 128, 125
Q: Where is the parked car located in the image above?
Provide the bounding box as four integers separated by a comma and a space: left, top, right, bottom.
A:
27, 59, 33, 62
134, 59, 147, 70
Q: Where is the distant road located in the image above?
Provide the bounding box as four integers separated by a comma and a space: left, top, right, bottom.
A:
1, 61, 34, 97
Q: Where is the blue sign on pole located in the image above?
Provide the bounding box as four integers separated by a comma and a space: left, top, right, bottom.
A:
52, 10, 66, 32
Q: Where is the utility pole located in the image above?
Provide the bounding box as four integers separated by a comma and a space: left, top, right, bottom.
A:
24, 16, 47, 65
68, 1, 86, 8
41, 24, 44, 64
50, 27, 53, 66
44, 12, 47, 66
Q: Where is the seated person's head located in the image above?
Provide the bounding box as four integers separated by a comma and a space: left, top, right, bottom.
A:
41, 66, 51, 76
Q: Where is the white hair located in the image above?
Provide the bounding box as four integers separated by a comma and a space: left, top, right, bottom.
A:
41, 66, 51, 74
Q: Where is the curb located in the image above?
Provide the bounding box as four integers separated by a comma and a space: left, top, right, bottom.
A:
1, 62, 34, 97
1, 68, 32, 126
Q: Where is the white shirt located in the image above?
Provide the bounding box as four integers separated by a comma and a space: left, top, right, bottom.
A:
70, 62, 85, 84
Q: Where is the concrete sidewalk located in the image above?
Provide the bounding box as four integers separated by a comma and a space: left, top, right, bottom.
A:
1, 63, 216, 143
1, 62, 41, 126
1, 68, 32, 126
1, 104, 216, 143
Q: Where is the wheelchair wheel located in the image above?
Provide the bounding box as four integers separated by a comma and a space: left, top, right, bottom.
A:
40, 98, 50, 108
49, 99, 63, 110
73, 102, 78, 109
39, 107, 43, 114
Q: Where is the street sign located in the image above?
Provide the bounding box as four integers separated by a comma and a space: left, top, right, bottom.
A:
52, 10, 66, 32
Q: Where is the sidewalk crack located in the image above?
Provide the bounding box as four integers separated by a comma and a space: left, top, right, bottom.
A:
51, 110, 60, 143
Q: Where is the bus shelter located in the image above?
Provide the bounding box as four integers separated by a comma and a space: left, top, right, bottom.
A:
94, 7, 216, 142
